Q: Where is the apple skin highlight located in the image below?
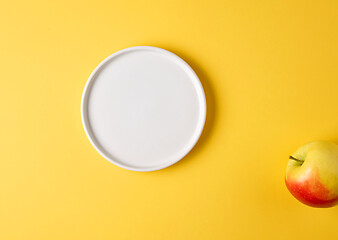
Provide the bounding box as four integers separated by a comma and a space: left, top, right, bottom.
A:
285, 168, 338, 208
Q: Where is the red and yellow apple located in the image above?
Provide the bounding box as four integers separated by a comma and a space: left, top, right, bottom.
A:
285, 141, 338, 208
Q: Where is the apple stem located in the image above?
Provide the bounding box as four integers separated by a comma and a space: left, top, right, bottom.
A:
289, 156, 303, 163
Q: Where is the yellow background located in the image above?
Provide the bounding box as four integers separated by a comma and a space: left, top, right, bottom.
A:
1, 0, 338, 239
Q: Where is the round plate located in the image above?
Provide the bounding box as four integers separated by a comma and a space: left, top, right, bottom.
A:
81, 46, 206, 171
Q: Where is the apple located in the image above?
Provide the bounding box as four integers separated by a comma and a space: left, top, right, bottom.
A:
285, 141, 338, 208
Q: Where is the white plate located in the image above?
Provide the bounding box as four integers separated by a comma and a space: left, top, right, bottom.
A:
81, 46, 206, 171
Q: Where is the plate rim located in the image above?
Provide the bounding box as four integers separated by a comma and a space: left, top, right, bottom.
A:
81, 46, 207, 172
